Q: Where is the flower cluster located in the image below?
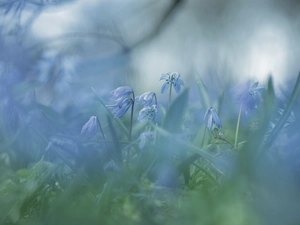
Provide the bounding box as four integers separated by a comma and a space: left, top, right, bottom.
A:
135, 91, 157, 122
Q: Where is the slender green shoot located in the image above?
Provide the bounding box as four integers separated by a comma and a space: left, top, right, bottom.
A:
234, 103, 243, 148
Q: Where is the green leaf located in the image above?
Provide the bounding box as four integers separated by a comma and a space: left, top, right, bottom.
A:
265, 72, 300, 148
106, 115, 123, 163
193, 74, 211, 109
162, 88, 189, 133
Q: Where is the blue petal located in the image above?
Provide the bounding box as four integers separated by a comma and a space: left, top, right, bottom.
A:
176, 78, 185, 86
137, 108, 148, 121
114, 98, 132, 118
160, 73, 170, 81
207, 114, 213, 130
161, 82, 170, 94
173, 83, 181, 94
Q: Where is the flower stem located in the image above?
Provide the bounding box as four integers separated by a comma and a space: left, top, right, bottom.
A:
168, 83, 172, 109
96, 117, 106, 146
154, 92, 158, 106
234, 103, 243, 148
192, 163, 220, 188
127, 93, 135, 165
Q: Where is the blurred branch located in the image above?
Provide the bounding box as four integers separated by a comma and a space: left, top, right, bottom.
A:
26, 31, 128, 51
26, 0, 184, 52
129, 0, 184, 49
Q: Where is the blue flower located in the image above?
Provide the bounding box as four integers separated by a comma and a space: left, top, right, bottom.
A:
138, 131, 155, 149
233, 80, 266, 115
135, 91, 156, 107
81, 115, 99, 138
110, 86, 133, 103
106, 98, 133, 118
106, 86, 134, 118
137, 105, 157, 122
125, 131, 156, 150
204, 107, 222, 130
160, 72, 185, 94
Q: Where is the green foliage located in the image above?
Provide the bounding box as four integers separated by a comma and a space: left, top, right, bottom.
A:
1, 72, 300, 225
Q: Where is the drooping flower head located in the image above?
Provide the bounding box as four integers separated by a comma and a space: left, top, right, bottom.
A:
135, 91, 157, 107
125, 131, 156, 150
160, 72, 185, 94
106, 98, 133, 118
81, 115, 99, 138
138, 131, 155, 149
233, 80, 266, 115
137, 105, 157, 122
110, 86, 133, 103
204, 107, 222, 130
106, 86, 134, 118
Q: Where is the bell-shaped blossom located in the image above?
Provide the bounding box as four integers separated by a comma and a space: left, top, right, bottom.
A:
81, 115, 99, 138
135, 91, 156, 107
109, 86, 133, 103
106, 86, 134, 118
204, 107, 222, 130
138, 131, 155, 149
233, 80, 266, 115
125, 131, 156, 150
160, 72, 185, 94
106, 98, 133, 118
137, 105, 157, 122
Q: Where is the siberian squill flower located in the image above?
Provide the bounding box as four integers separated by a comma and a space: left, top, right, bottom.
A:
160, 72, 185, 94
204, 107, 222, 130
233, 80, 266, 115
109, 86, 133, 103
138, 131, 155, 149
135, 91, 157, 107
81, 115, 99, 138
106, 98, 133, 118
106, 86, 134, 118
137, 105, 157, 122
125, 131, 156, 150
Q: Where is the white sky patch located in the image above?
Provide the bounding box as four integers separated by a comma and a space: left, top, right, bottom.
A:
247, 24, 289, 85
30, 0, 99, 39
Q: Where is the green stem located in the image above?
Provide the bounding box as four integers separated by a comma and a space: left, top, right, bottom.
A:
234, 103, 243, 148
96, 116, 106, 146
168, 83, 172, 109
154, 92, 158, 106
192, 163, 220, 188
127, 93, 135, 165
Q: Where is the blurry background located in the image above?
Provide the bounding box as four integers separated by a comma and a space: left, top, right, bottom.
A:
1, 0, 300, 111
1, 1, 300, 224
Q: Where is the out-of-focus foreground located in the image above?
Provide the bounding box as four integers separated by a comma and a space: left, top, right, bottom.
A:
0, 0, 300, 225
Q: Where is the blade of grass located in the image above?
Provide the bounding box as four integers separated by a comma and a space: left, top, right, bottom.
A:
193, 73, 211, 110
265, 72, 300, 148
